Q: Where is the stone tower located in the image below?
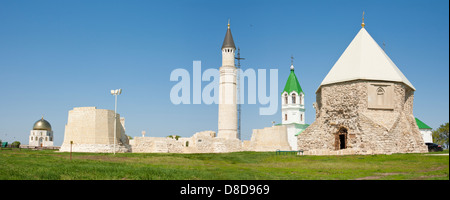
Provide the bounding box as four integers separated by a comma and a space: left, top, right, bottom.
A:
217, 21, 238, 139
297, 22, 428, 155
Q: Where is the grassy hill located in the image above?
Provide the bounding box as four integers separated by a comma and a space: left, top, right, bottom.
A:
0, 149, 448, 180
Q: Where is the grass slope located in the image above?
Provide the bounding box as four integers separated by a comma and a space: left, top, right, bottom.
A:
0, 149, 448, 180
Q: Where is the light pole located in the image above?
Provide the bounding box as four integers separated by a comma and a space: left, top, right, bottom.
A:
110, 89, 122, 154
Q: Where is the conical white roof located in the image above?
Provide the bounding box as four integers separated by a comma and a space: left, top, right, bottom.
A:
318, 28, 415, 91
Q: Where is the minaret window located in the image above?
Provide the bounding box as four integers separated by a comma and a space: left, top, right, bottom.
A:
292, 93, 296, 104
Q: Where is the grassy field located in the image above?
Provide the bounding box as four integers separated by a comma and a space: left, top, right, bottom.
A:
0, 149, 448, 180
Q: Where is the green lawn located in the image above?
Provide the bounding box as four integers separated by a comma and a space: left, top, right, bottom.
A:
0, 149, 448, 180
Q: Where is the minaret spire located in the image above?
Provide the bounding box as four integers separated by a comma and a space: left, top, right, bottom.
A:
222, 20, 236, 49
361, 11, 365, 28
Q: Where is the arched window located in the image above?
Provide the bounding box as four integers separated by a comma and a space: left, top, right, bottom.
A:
299, 94, 303, 105
284, 94, 288, 104
292, 93, 296, 104
300, 114, 303, 121
285, 114, 288, 121
376, 87, 385, 105
377, 87, 385, 95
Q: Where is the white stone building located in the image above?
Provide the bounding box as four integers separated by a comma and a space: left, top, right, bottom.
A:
280, 63, 309, 150
29, 117, 54, 147
415, 118, 433, 143
297, 20, 428, 155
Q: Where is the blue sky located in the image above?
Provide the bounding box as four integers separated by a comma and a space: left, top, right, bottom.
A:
0, 0, 448, 146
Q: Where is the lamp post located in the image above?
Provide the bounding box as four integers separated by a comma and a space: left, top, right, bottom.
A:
110, 89, 122, 154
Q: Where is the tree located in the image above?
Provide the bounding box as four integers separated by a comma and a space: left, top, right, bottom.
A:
432, 122, 449, 149
11, 141, 21, 148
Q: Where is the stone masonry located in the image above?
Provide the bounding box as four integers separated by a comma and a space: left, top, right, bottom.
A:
298, 80, 428, 155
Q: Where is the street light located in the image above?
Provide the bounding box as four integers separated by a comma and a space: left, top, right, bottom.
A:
111, 89, 122, 154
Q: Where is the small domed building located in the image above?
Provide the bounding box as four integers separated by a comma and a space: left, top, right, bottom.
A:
29, 117, 54, 147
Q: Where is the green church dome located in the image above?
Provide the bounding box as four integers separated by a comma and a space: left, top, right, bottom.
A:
282, 65, 303, 95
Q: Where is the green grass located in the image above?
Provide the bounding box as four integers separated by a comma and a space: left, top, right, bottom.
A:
0, 149, 448, 180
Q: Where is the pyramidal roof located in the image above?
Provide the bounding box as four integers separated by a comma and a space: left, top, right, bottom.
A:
415, 118, 432, 129
283, 65, 303, 94
318, 27, 415, 92
222, 24, 236, 49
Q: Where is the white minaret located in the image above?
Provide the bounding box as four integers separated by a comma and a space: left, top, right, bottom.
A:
217, 21, 238, 139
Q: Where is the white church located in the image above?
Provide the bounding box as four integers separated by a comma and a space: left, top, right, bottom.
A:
279, 62, 309, 150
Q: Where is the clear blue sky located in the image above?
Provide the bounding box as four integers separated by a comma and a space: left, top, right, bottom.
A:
0, 0, 448, 146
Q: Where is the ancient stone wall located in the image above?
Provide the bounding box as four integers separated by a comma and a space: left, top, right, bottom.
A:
59, 107, 130, 153
245, 126, 291, 151
298, 81, 428, 155
130, 131, 243, 153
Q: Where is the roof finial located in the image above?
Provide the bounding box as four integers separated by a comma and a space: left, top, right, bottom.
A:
228, 19, 230, 29
361, 11, 365, 28
41, 115, 44, 120
290, 54, 294, 71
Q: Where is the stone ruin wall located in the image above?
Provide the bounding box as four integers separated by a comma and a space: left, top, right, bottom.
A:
298, 80, 428, 155
59, 107, 130, 153
130, 131, 242, 153
130, 126, 291, 153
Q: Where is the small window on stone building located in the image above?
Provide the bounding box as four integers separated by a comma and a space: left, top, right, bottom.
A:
285, 114, 288, 121
292, 93, 296, 104
284, 94, 288, 104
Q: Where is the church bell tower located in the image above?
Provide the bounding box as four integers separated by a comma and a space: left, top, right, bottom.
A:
281, 60, 305, 125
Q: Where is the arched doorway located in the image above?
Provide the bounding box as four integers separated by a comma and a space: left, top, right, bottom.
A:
335, 127, 348, 150
38, 137, 43, 147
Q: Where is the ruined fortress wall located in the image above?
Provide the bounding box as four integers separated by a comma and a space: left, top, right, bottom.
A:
59, 107, 129, 153
246, 125, 291, 151
130, 131, 243, 153
298, 81, 427, 155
